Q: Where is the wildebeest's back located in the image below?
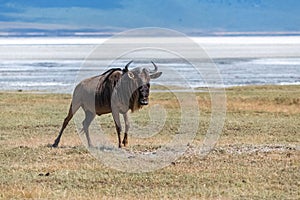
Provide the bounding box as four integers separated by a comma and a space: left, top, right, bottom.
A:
72, 68, 123, 115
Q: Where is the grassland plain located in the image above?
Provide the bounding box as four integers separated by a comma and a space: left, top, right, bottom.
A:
0, 85, 299, 199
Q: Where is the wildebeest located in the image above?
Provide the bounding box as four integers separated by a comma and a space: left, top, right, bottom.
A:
52, 61, 162, 148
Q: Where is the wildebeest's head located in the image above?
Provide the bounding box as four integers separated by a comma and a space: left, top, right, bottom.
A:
115, 61, 162, 111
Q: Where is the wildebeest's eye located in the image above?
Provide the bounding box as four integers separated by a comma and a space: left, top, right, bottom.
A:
147, 83, 150, 88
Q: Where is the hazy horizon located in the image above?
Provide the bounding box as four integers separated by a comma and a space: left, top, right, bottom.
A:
1, 1, 300, 37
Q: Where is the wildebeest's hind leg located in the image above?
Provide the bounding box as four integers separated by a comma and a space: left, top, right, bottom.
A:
122, 113, 130, 147
52, 103, 80, 147
112, 110, 122, 148
81, 110, 96, 147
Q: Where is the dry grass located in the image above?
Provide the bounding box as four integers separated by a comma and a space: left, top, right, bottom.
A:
0, 85, 299, 199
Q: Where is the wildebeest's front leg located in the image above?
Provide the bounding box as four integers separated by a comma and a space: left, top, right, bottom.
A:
112, 109, 122, 148
122, 113, 130, 147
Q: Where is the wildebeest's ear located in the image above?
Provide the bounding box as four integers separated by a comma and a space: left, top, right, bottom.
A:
128, 71, 135, 79
150, 72, 162, 79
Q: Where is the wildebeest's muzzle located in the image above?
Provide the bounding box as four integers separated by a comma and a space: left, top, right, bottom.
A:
138, 83, 150, 105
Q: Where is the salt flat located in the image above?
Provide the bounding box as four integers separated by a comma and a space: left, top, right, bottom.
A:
1, 36, 300, 60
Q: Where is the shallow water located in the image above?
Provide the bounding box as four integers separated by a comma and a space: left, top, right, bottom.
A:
0, 37, 299, 93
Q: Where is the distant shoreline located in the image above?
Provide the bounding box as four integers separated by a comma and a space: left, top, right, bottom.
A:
1, 31, 300, 38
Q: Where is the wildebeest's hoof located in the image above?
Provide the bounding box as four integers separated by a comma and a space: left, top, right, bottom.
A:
122, 140, 128, 147
52, 143, 58, 148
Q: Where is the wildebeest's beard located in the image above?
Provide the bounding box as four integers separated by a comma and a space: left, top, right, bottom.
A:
138, 83, 150, 105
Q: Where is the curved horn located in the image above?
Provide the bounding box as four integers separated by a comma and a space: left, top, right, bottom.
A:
150, 61, 158, 73
124, 60, 133, 72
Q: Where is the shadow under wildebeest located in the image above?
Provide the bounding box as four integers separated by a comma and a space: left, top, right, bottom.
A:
52, 61, 162, 148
